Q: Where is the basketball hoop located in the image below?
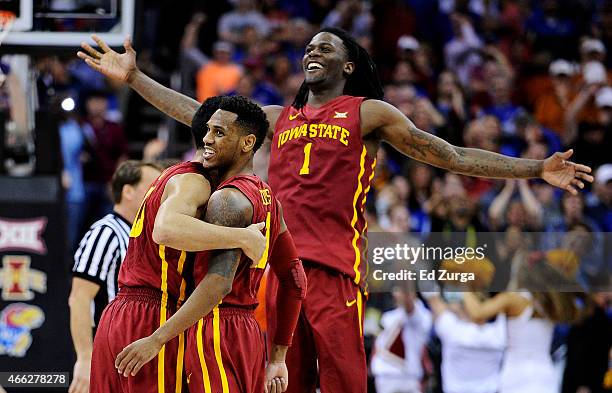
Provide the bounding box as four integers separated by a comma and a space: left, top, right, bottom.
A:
0, 11, 16, 47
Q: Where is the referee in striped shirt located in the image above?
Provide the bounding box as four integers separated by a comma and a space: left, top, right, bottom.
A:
68, 160, 161, 393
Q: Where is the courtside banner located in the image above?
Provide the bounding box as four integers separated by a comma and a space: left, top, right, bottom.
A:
0, 176, 72, 390
366, 231, 611, 293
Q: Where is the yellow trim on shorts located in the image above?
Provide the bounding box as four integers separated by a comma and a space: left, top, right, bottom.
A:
213, 306, 230, 393
175, 251, 187, 392
197, 318, 212, 393
175, 332, 185, 393
177, 251, 187, 306
158, 245, 169, 393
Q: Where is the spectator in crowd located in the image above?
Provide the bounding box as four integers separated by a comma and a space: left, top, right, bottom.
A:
579, 38, 610, 80
396, 36, 434, 94
179, 13, 209, 99
463, 252, 591, 393
371, 284, 432, 393
460, 118, 500, 198
444, 13, 483, 87
81, 89, 129, 225
405, 161, 434, 237
484, 74, 523, 139
534, 59, 576, 137
321, 0, 372, 39
489, 179, 543, 231
542, 192, 604, 287
217, 0, 271, 46
525, 0, 578, 59
58, 99, 87, 251
423, 289, 506, 393
562, 292, 612, 393
435, 70, 466, 145
278, 18, 315, 72
586, 164, 612, 232
515, 113, 562, 160
228, 64, 283, 106
196, 41, 243, 102
68, 160, 161, 393
565, 86, 612, 169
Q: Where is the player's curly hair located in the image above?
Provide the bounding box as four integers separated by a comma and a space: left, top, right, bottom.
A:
218, 95, 269, 152
191, 95, 269, 152
292, 27, 384, 109
192, 95, 224, 150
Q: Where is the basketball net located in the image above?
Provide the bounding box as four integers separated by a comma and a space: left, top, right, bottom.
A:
0, 11, 15, 47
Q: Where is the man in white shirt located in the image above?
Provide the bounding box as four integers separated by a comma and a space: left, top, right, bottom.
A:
371, 285, 433, 393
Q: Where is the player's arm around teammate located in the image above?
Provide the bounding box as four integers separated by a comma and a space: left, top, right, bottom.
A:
360, 99, 594, 193
115, 192, 305, 393
152, 171, 265, 259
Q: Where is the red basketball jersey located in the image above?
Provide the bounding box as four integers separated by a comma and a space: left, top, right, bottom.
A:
118, 162, 208, 305
193, 175, 281, 307
268, 96, 375, 287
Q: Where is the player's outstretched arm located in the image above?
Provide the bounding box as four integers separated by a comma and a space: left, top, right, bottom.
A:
265, 203, 307, 393
153, 173, 265, 261
115, 188, 254, 377
361, 100, 594, 195
78, 35, 200, 126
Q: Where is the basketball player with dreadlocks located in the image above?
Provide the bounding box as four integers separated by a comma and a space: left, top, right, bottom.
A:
79, 29, 593, 392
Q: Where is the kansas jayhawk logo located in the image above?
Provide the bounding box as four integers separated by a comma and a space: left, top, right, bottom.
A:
0, 303, 45, 357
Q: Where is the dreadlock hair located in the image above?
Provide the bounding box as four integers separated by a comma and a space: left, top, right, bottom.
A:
292, 27, 384, 109
192, 96, 225, 150
217, 95, 269, 152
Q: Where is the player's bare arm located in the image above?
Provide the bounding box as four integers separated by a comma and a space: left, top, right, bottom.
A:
153, 172, 265, 261
265, 202, 307, 393
361, 99, 594, 195
115, 188, 254, 377
67, 278, 100, 393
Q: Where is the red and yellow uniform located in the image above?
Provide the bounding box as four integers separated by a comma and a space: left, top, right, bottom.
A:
267, 95, 374, 393
185, 175, 286, 393
90, 162, 206, 393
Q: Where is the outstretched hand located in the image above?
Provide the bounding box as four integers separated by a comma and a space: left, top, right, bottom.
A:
115, 335, 163, 377
541, 149, 593, 195
77, 35, 138, 83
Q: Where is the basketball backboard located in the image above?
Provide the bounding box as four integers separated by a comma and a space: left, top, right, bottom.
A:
0, 0, 134, 49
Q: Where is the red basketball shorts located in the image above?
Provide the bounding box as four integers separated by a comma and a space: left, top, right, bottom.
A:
184, 306, 265, 393
90, 287, 186, 393
266, 262, 367, 393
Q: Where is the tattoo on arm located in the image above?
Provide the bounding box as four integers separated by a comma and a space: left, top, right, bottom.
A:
403, 124, 542, 179
204, 189, 253, 278
131, 71, 200, 126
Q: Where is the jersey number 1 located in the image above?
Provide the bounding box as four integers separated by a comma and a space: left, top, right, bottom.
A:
299, 142, 313, 175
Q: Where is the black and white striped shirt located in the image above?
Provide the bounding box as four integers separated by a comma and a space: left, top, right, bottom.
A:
72, 212, 130, 324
